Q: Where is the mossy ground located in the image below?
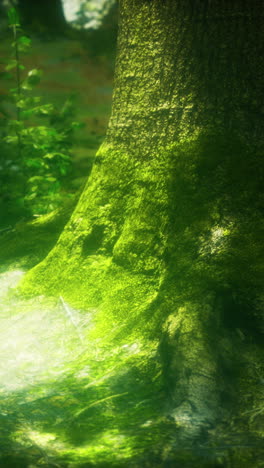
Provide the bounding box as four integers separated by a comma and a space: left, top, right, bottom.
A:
7, 133, 262, 466
1, 260, 263, 467
0, 268, 170, 467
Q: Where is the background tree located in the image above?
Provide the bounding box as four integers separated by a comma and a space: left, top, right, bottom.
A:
15, 0, 67, 34
71, 0, 118, 55
71, 0, 116, 29
21, 0, 264, 463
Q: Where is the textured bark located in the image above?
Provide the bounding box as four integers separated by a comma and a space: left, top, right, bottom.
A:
108, 0, 264, 152
21, 0, 264, 464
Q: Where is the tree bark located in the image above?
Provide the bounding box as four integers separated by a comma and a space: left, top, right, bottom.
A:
21, 0, 264, 464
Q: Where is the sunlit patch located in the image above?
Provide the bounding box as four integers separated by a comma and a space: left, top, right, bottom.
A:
74, 365, 90, 379
121, 342, 141, 354
0, 271, 92, 392
63, 0, 114, 29
58, 430, 132, 461
26, 430, 56, 446
0, 269, 164, 466
0, 269, 25, 301
199, 224, 232, 256
63, 0, 82, 22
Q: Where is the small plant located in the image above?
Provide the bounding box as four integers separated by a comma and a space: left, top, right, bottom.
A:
0, 7, 82, 218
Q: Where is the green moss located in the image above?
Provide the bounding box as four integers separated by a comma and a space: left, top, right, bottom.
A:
0, 198, 76, 271
15, 133, 264, 466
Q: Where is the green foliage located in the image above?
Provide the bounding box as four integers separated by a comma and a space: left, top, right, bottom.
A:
7, 7, 20, 27
0, 8, 82, 221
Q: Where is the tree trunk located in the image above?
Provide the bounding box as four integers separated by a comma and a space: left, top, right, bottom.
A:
16, 0, 67, 35
21, 0, 264, 464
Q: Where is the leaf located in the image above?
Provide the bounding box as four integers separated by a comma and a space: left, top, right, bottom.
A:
28, 68, 42, 77
60, 166, 68, 176
20, 104, 54, 118
10, 87, 19, 96
71, 121, 85, 130
22, 126, 49, 138
28, 176, 45, 183
44, 152, 70, 161
22, 69, 43, 89
27, 68, 43, 85
8, 8, 20, 26
3, 135, 18, 144
5, 60, 18, 71
35, 104, 54, 115
25, 191, 37, 200
18, 36, 31, 46
17, 99, 29, 109
43, 153, 55, 160
21, 81, 33, 91
25, 159, 43, 169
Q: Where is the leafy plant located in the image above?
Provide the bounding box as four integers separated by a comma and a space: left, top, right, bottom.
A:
0, 7, 82, 220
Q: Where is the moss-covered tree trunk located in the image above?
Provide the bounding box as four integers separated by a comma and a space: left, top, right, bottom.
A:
22, 0, 264, 463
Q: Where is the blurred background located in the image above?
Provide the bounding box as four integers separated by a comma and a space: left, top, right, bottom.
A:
0, 0, 118, 227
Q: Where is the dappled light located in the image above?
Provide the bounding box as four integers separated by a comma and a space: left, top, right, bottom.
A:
0, 271, 168, 467
0, 271, 91, 392
0, 1, 263, 467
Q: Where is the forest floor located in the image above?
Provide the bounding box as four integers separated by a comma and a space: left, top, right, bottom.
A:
0, 267, 170, 468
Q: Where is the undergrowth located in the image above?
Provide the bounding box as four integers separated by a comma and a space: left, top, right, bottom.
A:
0, 8, 83, 224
